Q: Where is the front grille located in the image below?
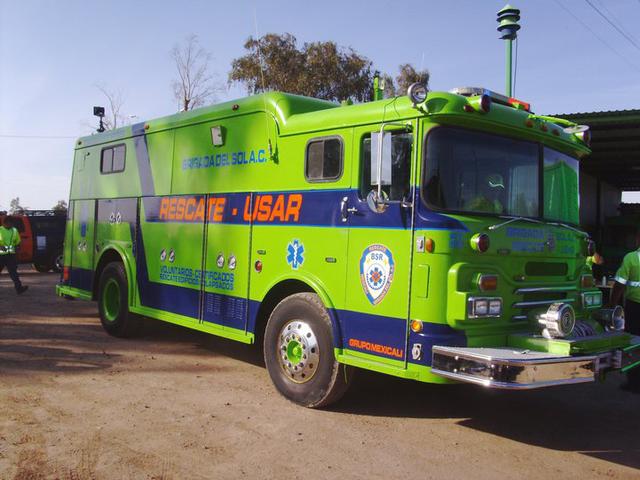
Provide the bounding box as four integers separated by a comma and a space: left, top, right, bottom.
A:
525, 262, 568, 276
511, 286, 577, 321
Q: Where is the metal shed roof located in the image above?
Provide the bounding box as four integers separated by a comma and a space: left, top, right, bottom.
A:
554, 109, 640, 190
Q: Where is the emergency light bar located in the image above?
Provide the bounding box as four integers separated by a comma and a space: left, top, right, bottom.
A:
450, 87, 531, 112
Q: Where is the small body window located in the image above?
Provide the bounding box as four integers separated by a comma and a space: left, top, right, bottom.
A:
305, 137, 343, 182
101, 149, 113, 173
113, 145, 126, 172
101, 145, 126, 174
360, 131, 412, 201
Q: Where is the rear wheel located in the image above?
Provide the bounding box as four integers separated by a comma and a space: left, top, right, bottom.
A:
52, 253, 63, 273
264, 292, 352, 408
97, 262, 141, 337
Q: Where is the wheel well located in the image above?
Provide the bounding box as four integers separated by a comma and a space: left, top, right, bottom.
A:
92, 249, 124, 300
253, 279, 315, 348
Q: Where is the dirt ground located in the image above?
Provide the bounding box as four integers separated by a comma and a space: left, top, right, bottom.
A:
1, 269, 639, 480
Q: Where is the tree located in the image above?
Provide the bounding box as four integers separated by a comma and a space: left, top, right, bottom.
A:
171, 34, 219, 111
229, 33, 374, 103
394, 63, 430, 96
95, 84, 126, 131
9, 197, 25, 214
52, 200, 68, 214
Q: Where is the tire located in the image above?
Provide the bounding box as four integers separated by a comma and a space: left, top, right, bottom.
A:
97, 262, 141, 338
263, 292, 352, 408
52, 253, 63, 273
33, 263, 52, 273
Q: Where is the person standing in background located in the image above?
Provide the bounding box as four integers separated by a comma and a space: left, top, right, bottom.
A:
610, 236, 640, 392
0, 216, 28, 294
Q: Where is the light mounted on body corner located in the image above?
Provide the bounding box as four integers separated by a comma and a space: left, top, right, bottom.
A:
563, 124, 591, 147
407, 82, 428, 108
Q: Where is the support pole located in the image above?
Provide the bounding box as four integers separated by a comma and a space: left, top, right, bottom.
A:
505, 39, 513, 97
497, 4, 520, 98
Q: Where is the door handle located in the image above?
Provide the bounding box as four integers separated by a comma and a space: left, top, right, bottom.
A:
340, 196, 358, 222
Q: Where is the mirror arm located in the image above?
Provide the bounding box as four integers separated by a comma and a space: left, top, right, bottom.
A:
376, 124, 385, 202
374, 122, 412, 206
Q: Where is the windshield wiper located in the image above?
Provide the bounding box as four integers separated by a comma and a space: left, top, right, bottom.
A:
487, 216, 544, 231
487, 216, 589, 237
546, 221, 589, 237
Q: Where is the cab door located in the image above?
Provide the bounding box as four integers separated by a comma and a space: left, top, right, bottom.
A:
342, 123, 417, 365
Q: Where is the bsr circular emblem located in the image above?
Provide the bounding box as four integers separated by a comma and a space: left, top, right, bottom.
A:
359, 244, 395, 305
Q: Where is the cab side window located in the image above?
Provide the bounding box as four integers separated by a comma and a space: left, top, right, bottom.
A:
360, 131, 412, 201
305, 137, 343, 182
100, 145, 126, 174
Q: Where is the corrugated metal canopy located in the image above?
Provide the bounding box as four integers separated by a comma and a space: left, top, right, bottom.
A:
554, 109, 640, 191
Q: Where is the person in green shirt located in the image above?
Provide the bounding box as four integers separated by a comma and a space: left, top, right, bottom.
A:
610, 239, 640, 391
0, 216, 28, 294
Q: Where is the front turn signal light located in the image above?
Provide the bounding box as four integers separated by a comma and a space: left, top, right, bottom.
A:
478, 274, 498, 291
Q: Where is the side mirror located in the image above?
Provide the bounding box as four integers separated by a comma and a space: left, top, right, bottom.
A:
366, 190, 389, 213
368, 131, 392, 213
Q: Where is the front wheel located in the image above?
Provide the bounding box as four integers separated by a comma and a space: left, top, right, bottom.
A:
97, 262, 141, 337
264, 292, 352, 408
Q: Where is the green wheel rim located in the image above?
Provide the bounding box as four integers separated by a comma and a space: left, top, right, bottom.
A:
102, 278, 121, 322
286, 339, 304, 364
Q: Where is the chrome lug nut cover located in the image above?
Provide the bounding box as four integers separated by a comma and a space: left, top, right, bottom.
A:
277, 320, 320, 384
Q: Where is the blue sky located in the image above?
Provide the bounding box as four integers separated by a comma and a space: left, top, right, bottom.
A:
2, 0, 640, 210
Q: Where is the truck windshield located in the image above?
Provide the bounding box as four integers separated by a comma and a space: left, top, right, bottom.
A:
423, 127, 580, 224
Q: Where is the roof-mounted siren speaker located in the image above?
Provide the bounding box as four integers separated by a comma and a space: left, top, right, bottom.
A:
497, 5, 521, 40
563, 124, 591, 147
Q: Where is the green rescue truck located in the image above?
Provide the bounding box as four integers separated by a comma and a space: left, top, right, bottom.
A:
57, 86, 640, 407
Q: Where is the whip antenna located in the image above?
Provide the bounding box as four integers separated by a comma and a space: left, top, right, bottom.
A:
253, 9, 274, 160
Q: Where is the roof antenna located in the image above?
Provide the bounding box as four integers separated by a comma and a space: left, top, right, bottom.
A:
253, 9, 275, 162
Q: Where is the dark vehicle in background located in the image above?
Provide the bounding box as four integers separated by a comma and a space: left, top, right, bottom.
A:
599, 204, 640, 279
0, 210, 66, 272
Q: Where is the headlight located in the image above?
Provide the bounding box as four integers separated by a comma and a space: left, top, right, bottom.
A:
538, 302, 576, 339
581, 291, 603, 308
468, 297, 502, 318
593, 306, 625, 332
475, 299, 488, 316
489, 299, 502, 315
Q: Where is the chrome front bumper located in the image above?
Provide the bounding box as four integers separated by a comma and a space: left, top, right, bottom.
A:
431, 346, 598, 389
